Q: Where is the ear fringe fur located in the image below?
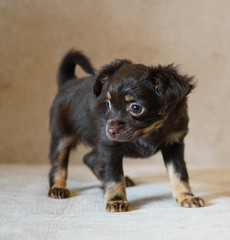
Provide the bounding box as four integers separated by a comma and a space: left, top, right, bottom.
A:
148, 64, 196, 102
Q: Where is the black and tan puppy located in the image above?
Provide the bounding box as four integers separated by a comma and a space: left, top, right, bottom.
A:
48, 50, 204, 212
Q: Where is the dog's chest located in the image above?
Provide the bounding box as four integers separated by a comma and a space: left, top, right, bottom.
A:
122, 138, 159, 158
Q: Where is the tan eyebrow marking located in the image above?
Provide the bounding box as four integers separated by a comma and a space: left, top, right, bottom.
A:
125, 94, 134, 102
107, 92, 112, 100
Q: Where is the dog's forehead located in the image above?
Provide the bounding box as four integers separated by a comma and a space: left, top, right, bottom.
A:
115, 64, 148, 80
107, 64, 148, 96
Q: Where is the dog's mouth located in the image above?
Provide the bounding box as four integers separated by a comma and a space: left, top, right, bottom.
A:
106, 130, 135, 142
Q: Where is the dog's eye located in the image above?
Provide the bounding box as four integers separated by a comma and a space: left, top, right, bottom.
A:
105, 100, 112, 110
128, 103, 144, 116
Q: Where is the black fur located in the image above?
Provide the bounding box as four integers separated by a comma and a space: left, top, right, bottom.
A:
48, 49, 204, 210
57, 49, 95, 88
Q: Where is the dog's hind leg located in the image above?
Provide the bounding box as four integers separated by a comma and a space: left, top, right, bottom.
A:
48, 136, 75, 199
83, 151, 135, 187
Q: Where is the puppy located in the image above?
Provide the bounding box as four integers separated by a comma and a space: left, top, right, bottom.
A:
48, 50, 204, 212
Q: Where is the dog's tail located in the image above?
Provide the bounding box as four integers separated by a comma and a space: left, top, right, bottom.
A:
57, 49, 95, 88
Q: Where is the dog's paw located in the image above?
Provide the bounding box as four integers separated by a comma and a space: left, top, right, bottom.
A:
106, 200, 130, 212
177, 193, 205, 208
48, 187, 70, 199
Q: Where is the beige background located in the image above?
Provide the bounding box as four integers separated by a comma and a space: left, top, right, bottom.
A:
0, 0, 229, 164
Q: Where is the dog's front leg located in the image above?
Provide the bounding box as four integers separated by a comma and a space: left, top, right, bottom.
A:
161, 142, 205, 208
101, 146, 129, 212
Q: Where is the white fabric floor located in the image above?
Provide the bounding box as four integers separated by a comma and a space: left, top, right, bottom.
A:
0, 159, 230, 240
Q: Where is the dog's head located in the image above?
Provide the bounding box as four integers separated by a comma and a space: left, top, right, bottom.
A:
94, 59, 195, 142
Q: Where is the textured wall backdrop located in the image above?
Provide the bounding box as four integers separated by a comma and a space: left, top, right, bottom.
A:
0, 0, 229, 164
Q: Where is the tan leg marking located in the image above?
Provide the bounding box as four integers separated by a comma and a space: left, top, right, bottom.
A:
104, 177, 129, 212
53, 137, 73, 188
48, 137, 74, 199
57, 137, 74, 163
167, 164, 204, 208
52, 168, 67, 189
48, 168, 70, 199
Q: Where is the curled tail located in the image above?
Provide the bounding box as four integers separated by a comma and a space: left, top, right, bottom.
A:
57, 49, 95, 88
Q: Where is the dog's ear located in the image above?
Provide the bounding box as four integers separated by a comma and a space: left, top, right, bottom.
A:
147, 64, 195, 103
93, 59, 132, 97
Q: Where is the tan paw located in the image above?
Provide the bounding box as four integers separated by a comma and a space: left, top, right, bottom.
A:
177, 193, 205, 208
106, 200, 130, 212
48, 187, 70, 199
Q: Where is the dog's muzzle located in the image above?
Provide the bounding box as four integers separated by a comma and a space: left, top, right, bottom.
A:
106, 120, 123, 138
106, 120, 133, 142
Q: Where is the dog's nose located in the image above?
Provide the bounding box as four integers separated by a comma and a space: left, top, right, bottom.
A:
107, 127, 119, 137
107, 120, 123, 138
